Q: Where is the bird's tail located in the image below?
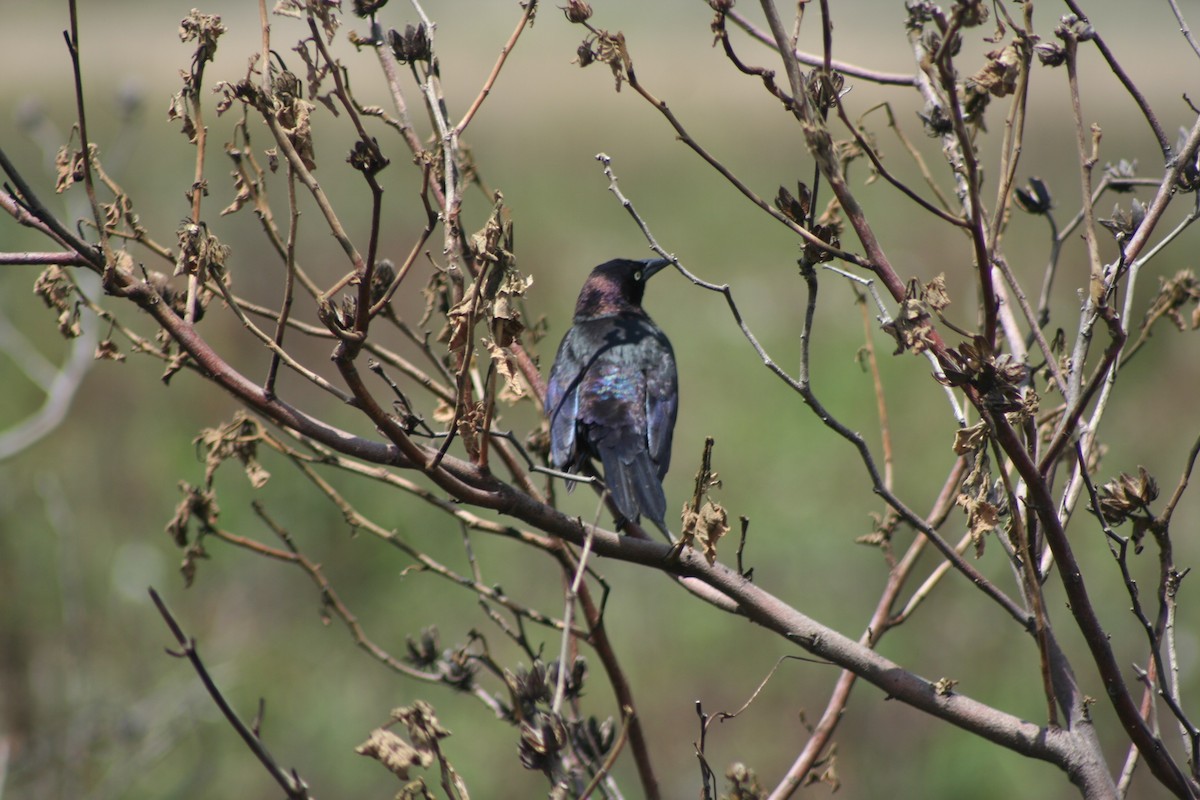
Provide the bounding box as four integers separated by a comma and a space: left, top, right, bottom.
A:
598, 446, 668, 534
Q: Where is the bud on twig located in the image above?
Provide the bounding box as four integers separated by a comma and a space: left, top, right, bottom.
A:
559, 0, 592, 24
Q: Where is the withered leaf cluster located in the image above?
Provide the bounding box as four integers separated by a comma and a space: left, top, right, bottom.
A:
573, 29, 632, 91
53, 141, 95, 195
404, 627, 478, 691
883, 275, 949, 355
1098, 198, 1146, 246
175, 221, 231, 279
389, 23, 432, 64
193, 413, 272, 491
215, 65, 318, 171
966, 42, 1022, 100
559, 0, 592, 24
177, 9, 226, 66
168, 11, 227, 143
725, 762, 768, 799
775, 182, 842, 265
955, 436, 1003, 557
442, 200, 533, 402
1014, 176, 1053, 215
357, 700, 467, 799
940, 335, 1028, 413
1097, 466, 1158, 526
164, 483, 218, 586
680, 438, 730, 565
1143, 270, 1200, 332
33, 265, 82, 339
162, 415, 273, 583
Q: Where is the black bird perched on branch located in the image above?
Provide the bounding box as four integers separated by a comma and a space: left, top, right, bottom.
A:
546, 258, 678, 535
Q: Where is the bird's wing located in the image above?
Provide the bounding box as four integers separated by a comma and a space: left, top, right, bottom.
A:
576, 354, 660, 524
546, 329, 582, 470
643, 329, 678, 479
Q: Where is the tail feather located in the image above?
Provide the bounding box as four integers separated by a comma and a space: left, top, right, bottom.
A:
598, 445, 667, 533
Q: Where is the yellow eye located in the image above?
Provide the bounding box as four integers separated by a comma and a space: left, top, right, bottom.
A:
634, 270, 643, 281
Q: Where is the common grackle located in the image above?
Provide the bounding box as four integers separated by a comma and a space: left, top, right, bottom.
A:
545, 258, 678, 534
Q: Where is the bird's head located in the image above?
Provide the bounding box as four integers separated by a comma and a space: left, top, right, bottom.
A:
573, 257, 671, 319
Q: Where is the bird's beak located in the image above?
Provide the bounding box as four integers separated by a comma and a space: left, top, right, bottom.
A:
640, 258, 672, 280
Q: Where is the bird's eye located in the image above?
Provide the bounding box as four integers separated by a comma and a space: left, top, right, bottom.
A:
634, 270, 643, 281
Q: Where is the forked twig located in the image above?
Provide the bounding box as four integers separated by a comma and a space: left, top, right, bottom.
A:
149, 588, 311, 798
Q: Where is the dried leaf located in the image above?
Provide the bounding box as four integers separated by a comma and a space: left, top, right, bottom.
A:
54, 145, 84, 193
94, 339, 125, 363
55, 306, 81, 338
220, 169, 254, 216
775, 183, 811, 224
33, 265, 85, 339
165, 482, 219, 552
576, 29, 631, 91
882, 279, 935, 355
956, 448, 1000, 557
280, 96, 317, 171
923, 273, 951, 312
175, 222, 231, 278
953, 421, 988, 455
194, 413, 271, 489
178, 9, 226, 60
356, 729, 430, 780
393, 700, 452, 748
1144, 270, 1200, 332
725, 762, 767, 799
966, 43, 1021, 98
680, 500, 730, 565
483, 338, 526, 400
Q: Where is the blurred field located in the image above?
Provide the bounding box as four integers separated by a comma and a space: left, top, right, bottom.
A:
2, 2, 1198, 798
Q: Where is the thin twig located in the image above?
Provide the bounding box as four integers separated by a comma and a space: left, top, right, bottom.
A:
64, 0, 115, 281
551, 516, 595, 716
149, 588, 312, 798
1168, 0, 1200, 60
1062, 0, 1170, 156
725, 6, 915, 85
454, 0, 537, 136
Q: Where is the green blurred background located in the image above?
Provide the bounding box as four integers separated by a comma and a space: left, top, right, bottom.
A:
2, 1, 1198, 798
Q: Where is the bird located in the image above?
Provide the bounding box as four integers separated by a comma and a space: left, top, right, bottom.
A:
545, 257, 678, 535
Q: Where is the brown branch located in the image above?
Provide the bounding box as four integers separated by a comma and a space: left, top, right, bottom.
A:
0, 251, 93, 266
264, 162, 299, 397
757, 0, 905, 302
988, 6, 1035, 248
1063, 32, 1105, 318
992, 406, 1196, 798
929, 22, 997, 346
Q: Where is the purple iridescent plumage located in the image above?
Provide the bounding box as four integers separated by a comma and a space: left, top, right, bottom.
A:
545, 258, 677, 534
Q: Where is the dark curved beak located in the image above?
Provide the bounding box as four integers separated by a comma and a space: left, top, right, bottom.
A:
640, 258, 672, 280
